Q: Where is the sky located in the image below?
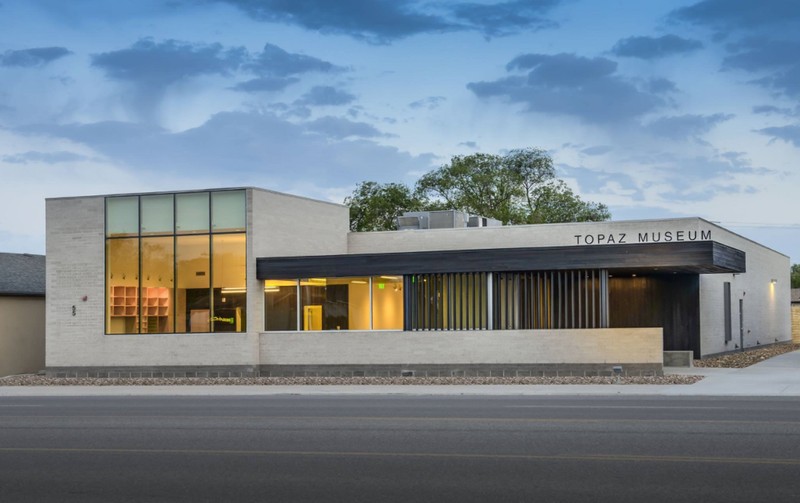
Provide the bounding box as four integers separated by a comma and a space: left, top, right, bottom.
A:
1, 0, 798, 262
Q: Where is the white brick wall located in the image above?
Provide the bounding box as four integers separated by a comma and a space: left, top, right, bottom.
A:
699, 227, 791, 356
259, 328, 663, 365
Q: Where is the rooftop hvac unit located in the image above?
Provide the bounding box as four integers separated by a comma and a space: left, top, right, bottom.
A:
468, 216, 502, 227
396, 213, 429, 230
429, 210, 467, 229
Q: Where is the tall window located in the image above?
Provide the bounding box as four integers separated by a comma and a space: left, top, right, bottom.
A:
105, 190, 246, 334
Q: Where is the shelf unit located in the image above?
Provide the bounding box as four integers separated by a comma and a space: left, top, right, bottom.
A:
109, 286, 171, 333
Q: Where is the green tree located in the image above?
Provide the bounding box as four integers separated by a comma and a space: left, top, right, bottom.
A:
792, 264, 800, 289
344, 148, 611, 231
415, 152, 525, 224
344, 181, 423, 232
526, 179, 611, 224
415, 148, 609, 225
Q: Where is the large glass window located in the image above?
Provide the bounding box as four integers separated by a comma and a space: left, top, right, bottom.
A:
265, 276, 400, 331
212, 191, 246, 232
106, 197, 138, 237
106, 238, 140, 334
105, 190, 246, 334
372, 276, 403, 329
265, 280, 298, 331
141, 237, 174, 333
176, 192, 209, 234
212, 233, 247, 332
141, 194, 174, 235
176, 235, 210, 333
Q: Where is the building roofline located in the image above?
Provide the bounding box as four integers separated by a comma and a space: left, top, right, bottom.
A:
46, 186, 347, 209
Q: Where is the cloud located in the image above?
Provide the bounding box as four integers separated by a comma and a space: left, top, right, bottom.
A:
752, 105, 797, 117
218, 0, 561, 42
560, 164, 642, 201
232, 76, 299, 92
458, 141, 478, 149
16, 111, 432, 187
721, 38, 800, 99
408, 96, 446, 110
670, 0, 800, 32
245, 43, 345, 77
671, 2, 800, 99
580, 145, 613, 156
755, 124, 800, 147
91, 39, 345, 117
305, 116, 384, 138
1, 47, 72, 67
449, 0, 559, 38
92, 38, 243, 87
296, 86, 356, 106
612, 35, 702, 59
468, 53, 666, 123
1, 150, 89, 164
645, 113, 733, 140
218, 0, 456, 43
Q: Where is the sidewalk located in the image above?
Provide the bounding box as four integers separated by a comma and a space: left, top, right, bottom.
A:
1, 351, 798, 397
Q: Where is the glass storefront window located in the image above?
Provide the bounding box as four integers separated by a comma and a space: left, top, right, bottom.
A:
106, 190, 247, 335
212, 190, 246, 233
141, 237, 174, 333
265, 276, 403, 331
265, 280, 298, 331
372, 276, 403, 329
212, 234, 247, 332
176, 192, 209, 234
141, 194, 174, 235
106, 197, 138, 237
176, 235, 210, 332
106, 238, 139, 334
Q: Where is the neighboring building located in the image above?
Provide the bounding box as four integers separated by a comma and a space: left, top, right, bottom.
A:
792, 289, 800, 343
45, 188, 792, 378
0, 253, 46, 377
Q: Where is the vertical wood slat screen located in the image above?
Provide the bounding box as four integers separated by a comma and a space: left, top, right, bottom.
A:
405, 273, 488, 331
492, 270, 609, 329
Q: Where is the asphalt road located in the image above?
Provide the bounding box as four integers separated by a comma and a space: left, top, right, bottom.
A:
1, 395, 799, 502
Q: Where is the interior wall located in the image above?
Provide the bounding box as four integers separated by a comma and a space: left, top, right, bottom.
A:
609, 274, 700, 357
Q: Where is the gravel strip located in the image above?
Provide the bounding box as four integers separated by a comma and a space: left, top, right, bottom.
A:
0, 375, 704, 386
694, 343, 800, 368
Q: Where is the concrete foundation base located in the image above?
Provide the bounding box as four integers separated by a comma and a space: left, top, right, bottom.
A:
258, 363, 663, 377
45, 363, 663, 378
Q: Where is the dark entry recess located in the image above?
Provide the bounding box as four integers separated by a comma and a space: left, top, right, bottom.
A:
608, 274, 700, 358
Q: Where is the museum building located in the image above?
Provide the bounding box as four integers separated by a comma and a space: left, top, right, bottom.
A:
44, 187, 791, 377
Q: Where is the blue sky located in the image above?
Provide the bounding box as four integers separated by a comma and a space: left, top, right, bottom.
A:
1, 0, 798, 262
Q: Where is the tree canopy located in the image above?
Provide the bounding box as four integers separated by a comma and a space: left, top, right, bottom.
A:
792, 263, 800, 289
345, 148, 610, 231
